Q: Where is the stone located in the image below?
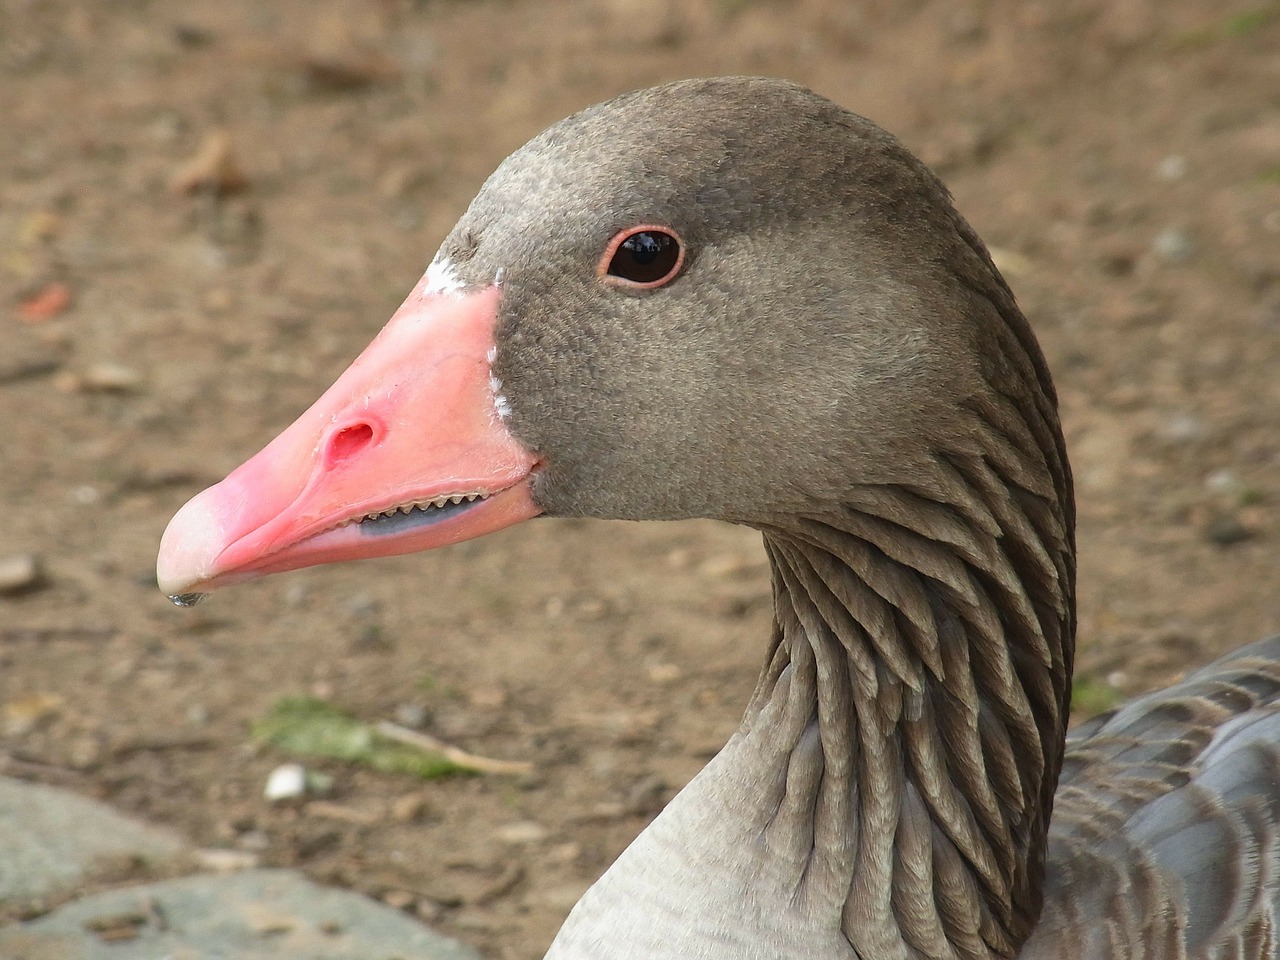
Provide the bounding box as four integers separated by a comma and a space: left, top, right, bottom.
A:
0, 869, 480, 960
494, 820, 548, 845
264, 763, 307, 801
0, 776, 188, 907
1151, 228, 1194, 262
0, 553, 43, 595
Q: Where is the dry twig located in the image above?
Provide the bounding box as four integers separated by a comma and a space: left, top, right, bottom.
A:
374, 722, 533, 776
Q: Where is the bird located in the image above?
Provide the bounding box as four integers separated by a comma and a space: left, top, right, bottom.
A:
157, 77, 1280, 959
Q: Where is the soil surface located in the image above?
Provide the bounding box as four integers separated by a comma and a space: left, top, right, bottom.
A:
3, 1, 1280, 958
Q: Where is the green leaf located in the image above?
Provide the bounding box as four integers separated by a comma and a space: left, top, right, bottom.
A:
253, 697, 468, 780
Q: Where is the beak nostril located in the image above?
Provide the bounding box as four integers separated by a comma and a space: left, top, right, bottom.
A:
328, 423, 376, 464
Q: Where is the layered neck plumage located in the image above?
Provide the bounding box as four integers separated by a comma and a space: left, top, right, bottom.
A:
744, 388, 1075, 959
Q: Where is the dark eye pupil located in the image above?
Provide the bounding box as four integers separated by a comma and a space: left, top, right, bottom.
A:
625, 233, 664, 265
608, 230, 680, 284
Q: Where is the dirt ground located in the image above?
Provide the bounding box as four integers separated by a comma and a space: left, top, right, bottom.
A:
2, 0, 1279, 957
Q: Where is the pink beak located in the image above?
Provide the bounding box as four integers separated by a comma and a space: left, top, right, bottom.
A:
156, 276, 541, 598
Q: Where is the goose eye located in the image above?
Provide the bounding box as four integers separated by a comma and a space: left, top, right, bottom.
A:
600, 227, 684, 288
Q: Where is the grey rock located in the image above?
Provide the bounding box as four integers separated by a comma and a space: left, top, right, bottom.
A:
0, 869, 480, 960
0, 777, 188, 906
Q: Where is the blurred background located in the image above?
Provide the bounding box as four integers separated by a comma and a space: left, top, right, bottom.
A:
1, 0, 1278, 957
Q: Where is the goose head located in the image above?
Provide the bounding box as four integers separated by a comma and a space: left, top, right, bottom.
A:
157, 76, 1066, 597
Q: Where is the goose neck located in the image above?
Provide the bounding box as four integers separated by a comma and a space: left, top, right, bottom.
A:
745, 466, 1073, 958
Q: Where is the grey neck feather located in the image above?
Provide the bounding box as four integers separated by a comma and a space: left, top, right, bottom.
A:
745, 412, 1074, 958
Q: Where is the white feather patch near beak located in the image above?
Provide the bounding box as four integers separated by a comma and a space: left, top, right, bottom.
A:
423, 256, 466, 298
486, 345, 512, 421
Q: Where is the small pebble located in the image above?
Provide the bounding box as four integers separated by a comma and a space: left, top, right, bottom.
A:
1158, 412, 1204, 445
186, 703, 211, 726
545, 841, 582, 864
390, 792, 429, 823
170, 130, 248, 196
394, 702, 429, 729
345, 591, 380, 618
1151, 228, 1194, 262
203, 287, 233, 312
646, 662, 683, 684
4, 692, 63, 734
85, 911, 147, 941
147, 112, 185, 143
1106, 671, 1130, 690
1204, 513, 1254, 547
1155, 155, 1188, 181
282, 582, 309, 609
68, 734, 103, 768
264, 763, 307, 801
698, 688, 724, 706
1204, 468, 1237, 494
382, 890, 416, 911
0, 553, 43, 595
665, 548, 692, 569
495, 820, 549, 845
414, 900, 444, 923
194, 847, 260, 871
82, 361, 143, 392
72, 484, 100, 505
245, 908, 295, 935
699, 553, 766, 579
627, 774, 668, 814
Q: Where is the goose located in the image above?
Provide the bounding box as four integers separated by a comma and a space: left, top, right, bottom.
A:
157, 77, 1280, 959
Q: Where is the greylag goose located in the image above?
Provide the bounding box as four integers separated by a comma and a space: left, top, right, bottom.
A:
157, 77, 1280, 959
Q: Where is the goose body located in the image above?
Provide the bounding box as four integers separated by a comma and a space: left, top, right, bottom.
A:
158, 78, 1280, 959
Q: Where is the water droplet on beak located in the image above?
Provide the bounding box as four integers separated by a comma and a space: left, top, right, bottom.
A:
168, 592, 207, 607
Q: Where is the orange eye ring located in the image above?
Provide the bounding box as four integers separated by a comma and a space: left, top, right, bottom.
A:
598, 226, 685, 289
